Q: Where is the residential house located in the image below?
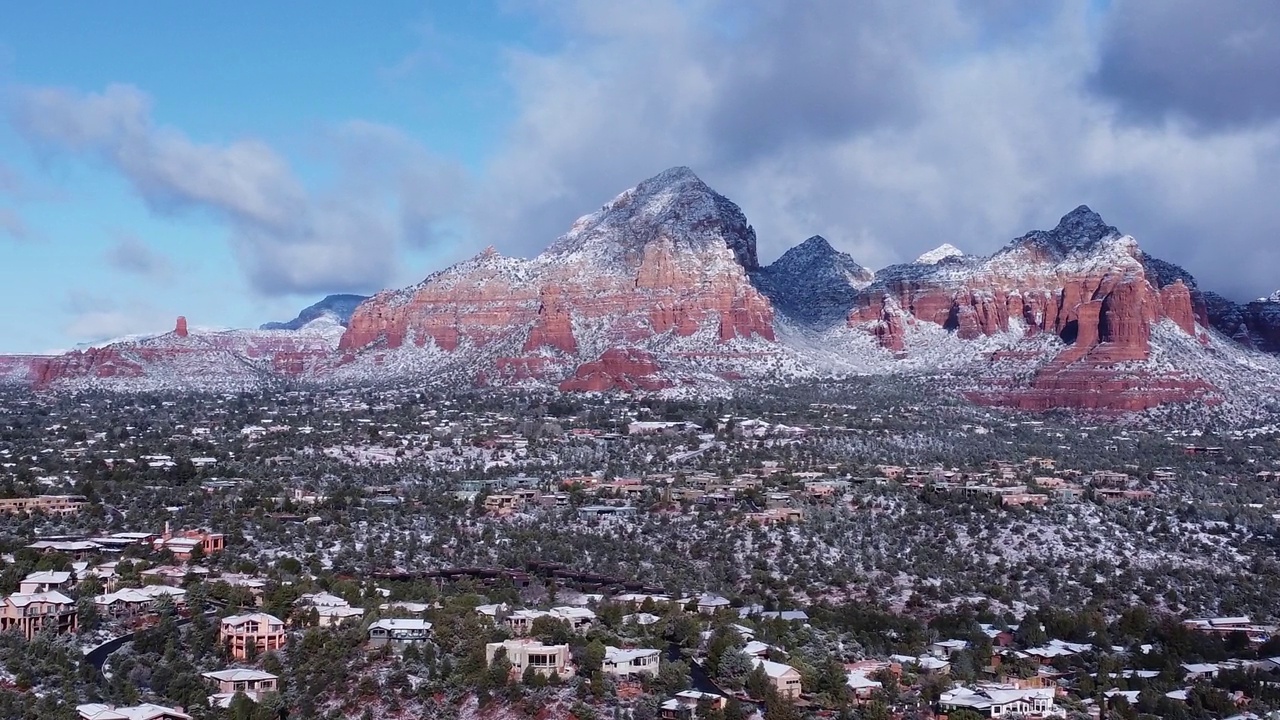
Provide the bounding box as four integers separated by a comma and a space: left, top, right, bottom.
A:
940, 685, 1061, 718
602, 646, 661, 678
660, 691, 727, 720
202, 669, 279, 703
154, 527, 224, 560
846, 672, 883, 703
0, 591, 77, 639
76, 704, 192, 720
94, 586, 187, 619
219, 613, 286, 660
368, 618, 432, 648
19, 570, 75, 594
753, 658, 803, 699
694, 593, 731, 615
0, 494, 87, 516
485, 639, 573, 679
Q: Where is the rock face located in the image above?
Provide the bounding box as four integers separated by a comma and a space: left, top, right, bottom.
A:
558, 348, 671, 392
751, 235, 874, 327
5, 170, 1278, 414
847, 206, 1214, 410
340, 167, 777, 384
23, 320, 344, 390
1204, 291, 1280, 353
261, 294, 370, 331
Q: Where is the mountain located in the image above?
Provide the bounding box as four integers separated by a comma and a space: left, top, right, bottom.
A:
261, 294, 369, 331
846, 206, 1215, 411
915, 244, 964, 265
751, 236, 874, 327
338, 166, 777, 391
10, 316, 344, 391
1204, 291, 1280, 353
3, 169, 1279, 418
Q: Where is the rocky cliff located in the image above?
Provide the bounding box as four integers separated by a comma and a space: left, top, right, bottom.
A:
845, 207, 1213, 410
339, 167, 777, 385
751, 235, 873, 327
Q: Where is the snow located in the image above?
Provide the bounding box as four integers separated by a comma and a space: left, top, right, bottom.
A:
914, 243, 964, 265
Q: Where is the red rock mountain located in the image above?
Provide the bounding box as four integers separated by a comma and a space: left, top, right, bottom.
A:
339, 167, 778, 391
844, 207, 1215, 410
3, 171, 1277, 414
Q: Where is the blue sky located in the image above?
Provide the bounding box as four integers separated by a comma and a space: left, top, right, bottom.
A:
1, 1, 1277, 353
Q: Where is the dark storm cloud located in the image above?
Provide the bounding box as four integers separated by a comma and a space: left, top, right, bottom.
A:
1093, 0, 1280, 128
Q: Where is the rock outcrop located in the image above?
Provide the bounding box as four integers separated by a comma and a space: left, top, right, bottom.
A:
1204, 291, 1280, 354
846, 207, 1214, 410
340, 167, 777, 386
261, 294, 370, 331
751, 235, 874, 327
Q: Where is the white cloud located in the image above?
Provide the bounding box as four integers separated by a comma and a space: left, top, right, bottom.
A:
10, 85, 463, 296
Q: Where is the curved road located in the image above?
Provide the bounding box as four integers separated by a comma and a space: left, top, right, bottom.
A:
86, 610, 215, 677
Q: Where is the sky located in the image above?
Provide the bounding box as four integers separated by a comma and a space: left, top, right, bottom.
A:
1, 0, 1278, 354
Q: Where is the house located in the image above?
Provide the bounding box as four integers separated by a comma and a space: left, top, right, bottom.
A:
483, 494, 524, 515
753, 658, 803, 699
602, 646, 661, 677
0, 494, 87, 516
695, 593, 731, 614
485, 639, 573, 679
551, 606, 596, 631
76, 703, 192, 720
660, 691, 727, 720
940, 685, 1061, 718
0, 591, 78, 639
153, 527, 224, 560
219, 613, 286, 660
1182, 663, 1221, 681
296, 592, 350, 607
504, 609, 549, 635
929, 639, 970, 657
19, 570, 75, 594
846, 671, 883, 703
94, 586, 187, 618
315, 605, 365, 627
202, 668, 279, 703
368, 618, 432, 648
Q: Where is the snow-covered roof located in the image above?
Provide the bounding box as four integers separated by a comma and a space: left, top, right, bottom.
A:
605, 646, 660, 663
753, 658, 799, 679
4, 590, 74, 607
77, 704, 192, 720
370, 618, 432, 632
201, 669, 278, 683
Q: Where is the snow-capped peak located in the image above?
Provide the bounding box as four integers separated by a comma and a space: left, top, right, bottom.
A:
1262, 290, 1280, 303
915, 243, 964, 265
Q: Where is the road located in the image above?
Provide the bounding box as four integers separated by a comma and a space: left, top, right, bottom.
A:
85, 610, 214, 677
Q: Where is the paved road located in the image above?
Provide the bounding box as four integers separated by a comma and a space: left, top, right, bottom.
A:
85, 611, 214, 677
666, 643, 724, 696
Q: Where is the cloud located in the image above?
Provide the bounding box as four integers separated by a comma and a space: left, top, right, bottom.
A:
9, 84, 463, 296
1092, 0, 1280, 129
103, 233, 174, 280
0, 207, 30, 242
471, 0, 1280, 301
61, 291, 172, 344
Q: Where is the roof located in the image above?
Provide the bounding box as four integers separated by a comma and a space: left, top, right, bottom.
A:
201, 668, 278, 682
4, 590, 74, 607
753, 658, 799, 679
221, 612, 283, 627
605, 646, 660, 663
847, 672, 882, 690
370, 618, 432, 632
77, 704, 193, 720
22, 570, 72, 584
